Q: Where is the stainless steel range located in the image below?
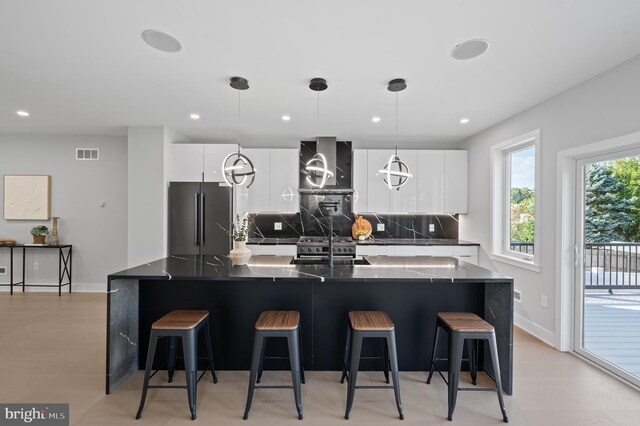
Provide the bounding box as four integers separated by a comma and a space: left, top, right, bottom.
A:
296, 236, 356, 258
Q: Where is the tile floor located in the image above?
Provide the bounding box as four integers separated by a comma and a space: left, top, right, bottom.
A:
1, 293, 639, 425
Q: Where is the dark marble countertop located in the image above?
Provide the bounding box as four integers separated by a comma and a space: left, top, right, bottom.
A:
109, 255, 510, 283
246, 237, 479, 246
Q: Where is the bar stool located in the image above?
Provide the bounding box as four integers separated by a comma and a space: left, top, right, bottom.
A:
136, 310, 218, 421
340, 311, 404, 420
426, 312, 508, 423
243, 311, 305, 420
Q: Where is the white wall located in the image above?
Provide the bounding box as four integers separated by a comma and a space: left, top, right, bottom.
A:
127, 126, 171, 267
0, 133, 128, 290
459, 54, 640, 345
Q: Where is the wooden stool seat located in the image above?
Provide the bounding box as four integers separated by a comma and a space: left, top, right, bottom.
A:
348, 311, 394, 331
152, 310, 209, 330
437, 312, 494, 333
255, 311, 300, 330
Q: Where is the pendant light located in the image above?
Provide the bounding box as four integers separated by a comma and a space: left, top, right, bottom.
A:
304, 78, 333, 188
379, 78, 412, 190
222, 77, 256, 188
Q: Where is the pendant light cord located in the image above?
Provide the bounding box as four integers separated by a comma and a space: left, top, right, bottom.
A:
316, 89, 320, 135
395, 92, 399, 139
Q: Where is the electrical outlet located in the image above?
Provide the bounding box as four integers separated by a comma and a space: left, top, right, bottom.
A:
514, 289, 522, 303
0, 266, 6, 275
541, 294, 549, 309
377, 223, 385, 232
274, 222, 282, 231
429, 224, 435, 232
33, 262, 39, 270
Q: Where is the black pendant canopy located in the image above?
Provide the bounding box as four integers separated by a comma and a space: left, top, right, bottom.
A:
230, 76, 249, 90
387, 78, 407, 92
309, 78, 328, 91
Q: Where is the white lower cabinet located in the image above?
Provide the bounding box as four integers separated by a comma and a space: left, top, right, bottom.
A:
247, 245, 296, 256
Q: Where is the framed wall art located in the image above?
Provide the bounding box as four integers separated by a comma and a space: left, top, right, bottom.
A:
3, 175, 51, 220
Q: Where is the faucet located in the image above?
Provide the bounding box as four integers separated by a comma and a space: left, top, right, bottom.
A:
319, 200, 339, 267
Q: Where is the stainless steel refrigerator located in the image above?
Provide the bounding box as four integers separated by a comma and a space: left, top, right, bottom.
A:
168, 182, 232, 256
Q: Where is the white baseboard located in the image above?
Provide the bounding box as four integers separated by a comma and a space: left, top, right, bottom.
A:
514, 313, 556, 348
0, 282, 106, 293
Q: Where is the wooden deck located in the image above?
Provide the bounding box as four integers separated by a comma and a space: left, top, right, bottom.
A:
584, 290, 640, 377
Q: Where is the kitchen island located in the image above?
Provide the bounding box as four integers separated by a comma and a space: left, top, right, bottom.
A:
106, 255, 513, 395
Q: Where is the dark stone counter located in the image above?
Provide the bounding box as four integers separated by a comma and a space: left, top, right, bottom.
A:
245, 237, 480, 246
106, 255, 513, 396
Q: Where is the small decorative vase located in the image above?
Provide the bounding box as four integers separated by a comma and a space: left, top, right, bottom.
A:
50, 217, 59, 246
229, 240, 252, 266
358, 235, 365, 241
33, 235, 46, 244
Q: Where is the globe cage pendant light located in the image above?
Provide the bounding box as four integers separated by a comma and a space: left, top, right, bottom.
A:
379, 78, 412, 190
222, 77, 256, 188
304, 78, 334, 188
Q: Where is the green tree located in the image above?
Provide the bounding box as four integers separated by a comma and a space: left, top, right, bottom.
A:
585, 163, 636, 243
609, 158, 640, 240
510, 190, 535, 243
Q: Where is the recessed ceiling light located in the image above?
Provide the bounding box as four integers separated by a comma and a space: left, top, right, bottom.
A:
372, 116, 381, 123
16, 110, 29, 117
451, 39, 489, 60
281, 115, 291, 121
190, 113, 200, 120
141, 29, 182, 53
460, 118, 470, 124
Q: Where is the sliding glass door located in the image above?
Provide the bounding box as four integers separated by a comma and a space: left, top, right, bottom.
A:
575, 150, 640, 387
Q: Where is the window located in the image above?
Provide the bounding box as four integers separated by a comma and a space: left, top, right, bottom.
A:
491, 129, 541, 270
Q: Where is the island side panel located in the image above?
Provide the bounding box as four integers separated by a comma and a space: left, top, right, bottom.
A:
312, 280, 485, 371
138, 279, 313, 371
484, 280, 514, 395
106, 278, 139, 394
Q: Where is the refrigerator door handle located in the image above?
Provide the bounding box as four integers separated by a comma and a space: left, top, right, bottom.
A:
201, 193, 206, 245
194, 193, 200, 246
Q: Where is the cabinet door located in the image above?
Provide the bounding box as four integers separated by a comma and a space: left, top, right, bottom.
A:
417, 150, 445, 213
170, 144, 204, 182
389, 149, 418, 213
366, 150, 393, 213
204, 144, 239, 182
444, 150, 468, 213
242, 149, 271, 213
270, 149, 299, 212
352, 149, 368, 213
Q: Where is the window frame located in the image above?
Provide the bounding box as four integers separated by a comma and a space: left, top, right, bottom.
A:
490, 129, 541, 271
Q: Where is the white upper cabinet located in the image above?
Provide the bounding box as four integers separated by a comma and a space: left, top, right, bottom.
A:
203, 144, 240, 182
366, 149, 393, 213
444, 150, 468, 213
389, 149, 418, 213
269, 149, 299, 212
352, 149, 368, 213
417, 150, 445, 213
170, 144, 205, 182
242, 149, 271, 213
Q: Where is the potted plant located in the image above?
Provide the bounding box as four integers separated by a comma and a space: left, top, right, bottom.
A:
30, 225, 49, 244
355, 229, 368, 241
217, 215, 252, 265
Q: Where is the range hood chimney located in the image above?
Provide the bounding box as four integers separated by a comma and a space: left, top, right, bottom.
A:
299, 138, 353, 193
315, 136, 337, 186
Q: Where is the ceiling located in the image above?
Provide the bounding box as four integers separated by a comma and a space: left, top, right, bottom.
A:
1, 0, 640, 148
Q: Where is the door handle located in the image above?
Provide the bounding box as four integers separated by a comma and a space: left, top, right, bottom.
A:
574, 245, 580, 267
194, 193, 200, 246
201, 193, 206, 245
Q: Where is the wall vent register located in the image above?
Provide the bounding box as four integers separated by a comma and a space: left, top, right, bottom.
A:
76, 148, 99, 160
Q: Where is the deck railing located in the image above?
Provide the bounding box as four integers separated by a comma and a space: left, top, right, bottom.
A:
509, 242, 535, 255
584, 243, 640, 289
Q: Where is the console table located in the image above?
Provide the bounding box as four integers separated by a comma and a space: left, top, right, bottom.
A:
0, 244, 72, 296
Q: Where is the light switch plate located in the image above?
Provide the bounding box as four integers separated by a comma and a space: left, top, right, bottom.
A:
376, 223, 385, 232
274, 222, 282, 230
429, 224, 435, 232
0, 266, 6, 275
541, 294, 549, 308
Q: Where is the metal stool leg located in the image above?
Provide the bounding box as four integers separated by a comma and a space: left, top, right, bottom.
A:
243, 332, 264, 420
298, 325, 306, 385
488, 333, 509, 423
447, 332, 464, 422
183, 330, 198, 420
387, 331, 404, 420
136, 330, 159, 420
466, 339, 478, 385
167, 336, 178, 383
426, 324, 441, 384
344, 331, 362, 420
203, 321, 218, 384
381, 338, 390, 384
287, 329, 304, 420
340, 325, 351, 384
256, 337, 268, 384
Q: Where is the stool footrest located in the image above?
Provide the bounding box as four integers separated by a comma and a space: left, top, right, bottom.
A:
459, 387, 499, 392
